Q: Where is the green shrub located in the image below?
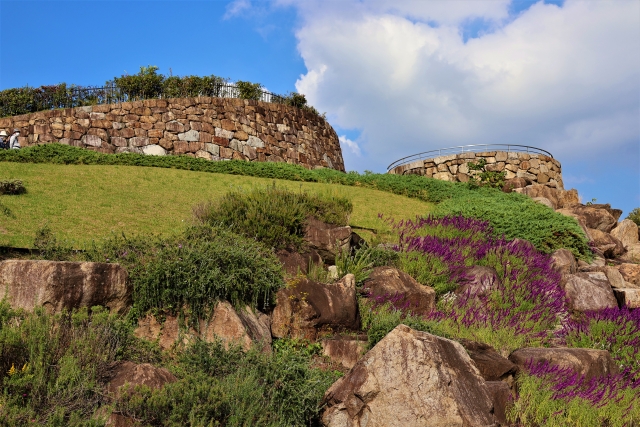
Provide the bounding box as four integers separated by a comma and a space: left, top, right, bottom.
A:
84, 226, 284, 323
115, 339, 341, 427
195, 185, 352, 250
335, 246, 374, 286
627, 207, 640, 227
0, 179, 26, 195
467, 158, 506, 189
0, 303, 157, 426
396, 251, 457, 296
235, 80, 264, 100
113, 65, 164, 100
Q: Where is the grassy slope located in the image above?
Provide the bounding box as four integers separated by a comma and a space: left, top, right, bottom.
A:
0, 162, 433, 247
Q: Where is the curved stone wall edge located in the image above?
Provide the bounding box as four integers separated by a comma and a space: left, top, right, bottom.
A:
0, 97, 345, 171
389, 151, 563, 189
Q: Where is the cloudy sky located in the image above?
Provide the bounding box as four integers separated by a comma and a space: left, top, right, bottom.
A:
1, 0, 638, 215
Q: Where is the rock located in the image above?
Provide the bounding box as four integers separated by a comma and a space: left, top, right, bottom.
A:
613, 288, 640, 309
0, 260, 130, 313
200, 301, 272, 353
621, 243, 640, 263
276, 248, 322, 277
604, 266, 637, 289
327, 265, 339, 280
304, 218, 351, 264
508, 347, 619, 381
551, 248, 577, 276
458, 339, 518, 382
485, 381, 513, 427
321, 336, 368, 370
455, 265, 501, 297
619, 263, 640, 285
587, 228, 625, 259
532, 197, 554, 209
271, 275, 359, 340
321, 325, 496, 427
561, 205, 618, 233
177, 129, 199, 141
106, 361, 176, 398
363, 266, 436, 315
611, 219, 639, 248
135, 302, 271, 352
501, 177, 528, 193
141, 144, 166, 156
563, 272, 618, 312
195, 149, 212, 160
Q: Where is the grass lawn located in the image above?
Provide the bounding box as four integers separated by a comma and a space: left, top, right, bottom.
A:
0, 162, 434, 248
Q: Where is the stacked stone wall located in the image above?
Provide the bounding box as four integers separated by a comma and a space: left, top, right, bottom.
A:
389, 151, 563, 189
0, 97, 345, 171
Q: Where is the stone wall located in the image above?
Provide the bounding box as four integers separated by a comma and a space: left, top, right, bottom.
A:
389, 151, 563, 189
0, 97, 345, 171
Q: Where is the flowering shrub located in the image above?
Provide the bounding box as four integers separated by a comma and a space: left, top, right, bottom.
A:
560, 308, 640, 375
509, 361, 640, 427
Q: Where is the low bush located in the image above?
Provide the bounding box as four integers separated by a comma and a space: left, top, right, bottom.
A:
84, 226, 284, 323
114, 339, 341, 427
195, 185, 352, 250
1, 144, 592, 257
0, 180, 26, 195
0, 303, 157, 426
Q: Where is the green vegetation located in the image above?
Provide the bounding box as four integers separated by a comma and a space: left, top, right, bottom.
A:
195, 185, 352, 250
0, 180, 25, 196
467, 158, 506, 189
0, 159, 432, 248
0, 302, 339, 426
0, 145, 590, 258
0, 66, 321, 118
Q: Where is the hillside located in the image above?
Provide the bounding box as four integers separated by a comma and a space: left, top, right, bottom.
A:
0, 162, 433, 248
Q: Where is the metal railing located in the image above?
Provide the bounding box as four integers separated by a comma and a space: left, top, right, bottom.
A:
65, 82, 287, 105
387, 144, 554, 171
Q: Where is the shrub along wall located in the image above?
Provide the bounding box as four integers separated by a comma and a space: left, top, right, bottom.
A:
0, 97, 345, 171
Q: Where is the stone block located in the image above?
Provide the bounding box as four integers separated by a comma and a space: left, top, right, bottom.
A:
178, 129, 200, 142
82, 134, 102, 147
142, 145, 166, 156
613, 288, 640, 309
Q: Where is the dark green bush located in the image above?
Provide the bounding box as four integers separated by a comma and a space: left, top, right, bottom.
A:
84, 226, 284, 322
235, 80, 264, 100
113, 65, 164, 100
195, 185, 352, 250
0, 179, 26, 195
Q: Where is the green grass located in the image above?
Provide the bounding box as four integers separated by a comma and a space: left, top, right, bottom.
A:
0, 163, 434, 248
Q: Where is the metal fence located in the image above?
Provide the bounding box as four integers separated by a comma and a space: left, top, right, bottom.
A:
387, 144, 554, 171
65, 82, 287, 105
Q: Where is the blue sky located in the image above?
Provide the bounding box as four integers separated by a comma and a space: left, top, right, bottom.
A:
1, 0, 638, 216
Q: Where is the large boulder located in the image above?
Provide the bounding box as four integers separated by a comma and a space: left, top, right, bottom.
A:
0, 260, 130, 313
135, 302, 271, 352
621, 243, 640, 263
363, 266, 436, 315
611, 219, 640, 248
271, 275, 359, 340
321, 325, 496, 427
519, 185, 579, 209
455, 265, 501, 297
558, 205, 618, 233
562, 272, 618, 312
304, 218, 351, 264
501, 177, 529, 193
485, 381, 513, 427
551, 248, 577, 276
619, 263, 640, 286
587, 228, 625, 259
508, 347, 619, 381
604, 266, 638, 289
458, 339, 518, 382
613, 288, 640, 309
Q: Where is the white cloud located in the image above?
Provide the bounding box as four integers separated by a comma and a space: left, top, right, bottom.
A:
224, 0, 252, 20
339, 135, 361, 156
287, 0, 640, 171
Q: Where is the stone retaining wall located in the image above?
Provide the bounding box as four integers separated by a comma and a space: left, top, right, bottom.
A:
389, 151, 563, 189
0, 97, 345, 171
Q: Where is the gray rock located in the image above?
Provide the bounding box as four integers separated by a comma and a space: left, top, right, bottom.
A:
178, 129, 199, 141
142, 144, 166, 156
611, 219, 639, 249
509, 347, 619, 381
563, 272, 617, 312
